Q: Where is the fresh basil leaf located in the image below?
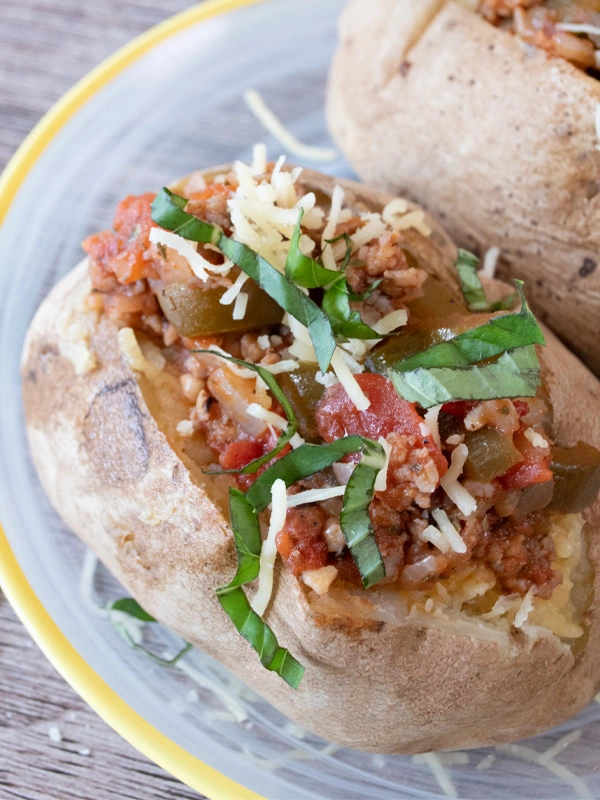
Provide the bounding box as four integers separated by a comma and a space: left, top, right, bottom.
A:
246, 435, 367, 511
390, 345, 541, 408
349, 278, 383, 303
108, 598, 156, 622
217, 587, 304, 688
216, 489, 304, 688
246, 436, 386, 589
322, 275, 383, 340
285, 210, 339, 288
455, 249, 488, 312
392, 281, 544, 373
151, 188, 220, 244
112, 620, 192, 666
152, 189, 336, 373
195, 350, 298, 475
324, 232, 353, 271
489, 293, 518, 312
340, 439, 386, 589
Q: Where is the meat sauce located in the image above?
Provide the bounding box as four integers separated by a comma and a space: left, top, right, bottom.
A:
82, 176, 583, 603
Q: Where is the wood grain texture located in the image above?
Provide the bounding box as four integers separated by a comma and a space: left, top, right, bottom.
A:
0, 2, 207, 798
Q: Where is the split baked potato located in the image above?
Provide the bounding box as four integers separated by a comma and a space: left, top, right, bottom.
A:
22, 162, 600, 753
327, 0, 600, 376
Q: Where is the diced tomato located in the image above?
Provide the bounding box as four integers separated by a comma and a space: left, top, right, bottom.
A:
219, 430, 291, 492
513, 400, 530, 417
498, 427, 553, 490
83, 193, 156, 285
441, 401, 478, 417
187, 183, 233, 202
276, 506, 328, 575
316, 373, 447, 477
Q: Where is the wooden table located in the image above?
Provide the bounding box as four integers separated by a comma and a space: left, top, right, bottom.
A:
0, 2, 205, 797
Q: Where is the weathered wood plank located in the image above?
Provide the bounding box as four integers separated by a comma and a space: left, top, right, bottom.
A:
0, 2, 209, 797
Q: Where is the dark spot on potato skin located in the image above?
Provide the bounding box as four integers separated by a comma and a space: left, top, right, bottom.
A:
399, 60, 411, 77
579, 258, 597, 279
83, 379, 149, 485
27, 370, 37, 383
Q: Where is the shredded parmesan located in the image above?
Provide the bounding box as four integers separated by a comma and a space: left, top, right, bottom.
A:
251, 479, 287, 616
374, 436, 393, 492
321, 185, 345, 271
220, 272, 249, 305
513, 585, 536, 628
247, 403, 288, 431
372, 308, 408, 335
556, 22, 600, 36
424, 404, 443, 450
496, 743, 592, 800
260, 360, 300, 375
350, 213, 387, 251
301, 565, 339, 595
232, 291, 248, 320
524, 427, 547, 449
476, 754, 496, 771
250, 142, 267, 175
381, 197, 409, 225
330, 348, 370, 411
286, 486, 347, 508
413, 753, 458, 798
149, 227, 214, 281
431, 509, 467, 553
176, 659, 248, 723
482, 246, 501, 278
540, 730, 582, 765
440, 444, 477, 517
244, 90, 337, 162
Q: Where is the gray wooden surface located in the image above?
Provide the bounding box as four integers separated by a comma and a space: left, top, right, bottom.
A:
0, 2, 208, 798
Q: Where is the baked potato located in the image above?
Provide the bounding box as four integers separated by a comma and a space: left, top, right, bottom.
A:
327, 0, 600, 376
22, 158, 600, 753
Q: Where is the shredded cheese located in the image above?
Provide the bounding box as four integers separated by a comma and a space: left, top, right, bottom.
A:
413, 753, 458, 798
247, 403, 288, 431
556, 22, 600, 36
374, 436, 392, 492
372, 308, 408, 335
496, 743, 592, 800
321, 185, 345, 271
149, 227, 213, 281
286, 486, 347, 508
243, 89, 337, 162
475, 754, 496, 771
350, 213, 387, 251
381, 197, 409, 225
330, 348, 370, 411
251, 479, 287, 616
482, 246, 501, 278
440, 444, 477, 517
250, 142, 267, 175
513, 585, 536, 629
260, 360, 300, 375
232, 291, 249, 320
220, 272, 249, 305
424, 405, 443, 450
431, 509, 467, 554
176, 420, 195, 438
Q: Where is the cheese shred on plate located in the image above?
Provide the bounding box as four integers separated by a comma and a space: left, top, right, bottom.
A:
440, 444, 477, 517
243, 89, 337, 162
251, 479, 287, 616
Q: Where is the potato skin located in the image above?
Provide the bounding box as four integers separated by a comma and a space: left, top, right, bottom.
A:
327, 0, 600, 376
21, 171, 600, 753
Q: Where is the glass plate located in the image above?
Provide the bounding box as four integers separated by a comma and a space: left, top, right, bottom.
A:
0, 0, 599, 797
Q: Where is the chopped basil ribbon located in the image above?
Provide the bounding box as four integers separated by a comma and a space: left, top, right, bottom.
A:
455, 248, 517, 312
246, 436, 386, 589
108, 598, 156, 622
392, 281, 544, 373
151, 189, 336, 373
194, 350, 297, 475
391, 345, 542, 408
455, 249, 488, 311
216, 489, 304, 688
285, 209, 340, 288
322, 275, 383, 340
324, 232, 353, 271
108, 597, 192, 665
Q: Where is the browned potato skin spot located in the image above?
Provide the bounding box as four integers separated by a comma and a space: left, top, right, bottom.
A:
21, 169, 600, 753
327, 0, 600, 376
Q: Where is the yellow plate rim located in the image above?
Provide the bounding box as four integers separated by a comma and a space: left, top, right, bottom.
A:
0, 2, 269, 798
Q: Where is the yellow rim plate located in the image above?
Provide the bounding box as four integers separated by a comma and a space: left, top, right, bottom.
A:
0, 2, 268, 798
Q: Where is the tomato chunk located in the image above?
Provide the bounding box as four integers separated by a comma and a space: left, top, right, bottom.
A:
498, 428, 553, 490
316, 373, 447, 477
83, 193, 156, 285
